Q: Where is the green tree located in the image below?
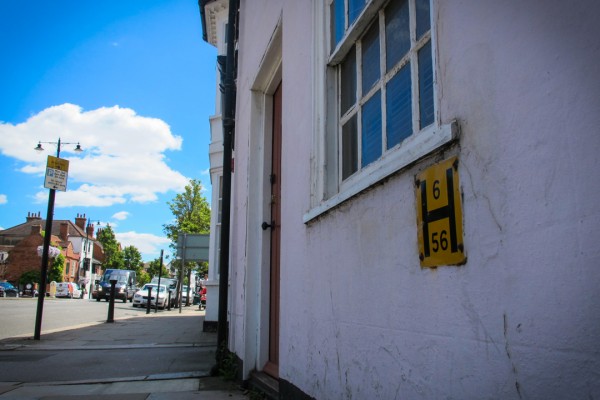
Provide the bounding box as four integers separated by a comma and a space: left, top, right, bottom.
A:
122, 245, 143, 275
163, 179, 211, 301
138, 270, 151, 286
147, 257, 169, 278
20, 270, 41, 286
163, 179, 211, 243
97, 224, 124, 270
197, 261, 208, 279
48, 253, 65, 283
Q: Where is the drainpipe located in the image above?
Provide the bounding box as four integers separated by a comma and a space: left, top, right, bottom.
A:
198, 0, 208, 42
216, 0, 238, 362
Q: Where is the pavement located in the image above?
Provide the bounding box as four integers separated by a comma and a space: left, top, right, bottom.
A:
0, 304, 250, 400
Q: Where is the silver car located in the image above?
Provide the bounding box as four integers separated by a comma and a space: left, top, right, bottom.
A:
132, 284, 168, 309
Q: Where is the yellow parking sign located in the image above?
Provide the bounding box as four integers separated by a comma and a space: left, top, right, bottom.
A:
47, 155, 69, 171
415, 156, 465, 268
44, 156, 70, 192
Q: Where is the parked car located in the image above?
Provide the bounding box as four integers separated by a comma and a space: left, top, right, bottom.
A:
55, 282, 83, 299
150, 277, 177, 307
132, 284, 168, 309
0, 282, 19, 297
181, 285, 193, 304
21, 283, 39, 297
93, 269, 137, 303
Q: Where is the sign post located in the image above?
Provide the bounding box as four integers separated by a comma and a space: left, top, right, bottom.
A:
35, 155, 70, 339
34, 138, 80, 340
176, 234, 209, 313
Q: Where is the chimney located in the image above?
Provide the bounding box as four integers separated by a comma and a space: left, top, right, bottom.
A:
60, 222, 69, 241
86, 224, 94, 237
30, 224, 42, 235
26, 212, 42, 222
75, 213, 87, 230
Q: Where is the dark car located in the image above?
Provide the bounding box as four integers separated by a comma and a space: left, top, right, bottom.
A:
0, 282, 19, 297
21, 283, 39, 297
93, 269, 137, 303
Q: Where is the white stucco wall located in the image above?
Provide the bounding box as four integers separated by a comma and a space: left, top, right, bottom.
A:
228, 0, 285, 368
205, 1, 228, 326
229, 0, 600, 399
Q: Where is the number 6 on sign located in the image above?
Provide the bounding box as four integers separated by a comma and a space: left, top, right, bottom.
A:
415, 156, 465, 268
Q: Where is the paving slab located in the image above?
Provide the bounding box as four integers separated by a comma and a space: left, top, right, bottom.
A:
0, 306, 249, 400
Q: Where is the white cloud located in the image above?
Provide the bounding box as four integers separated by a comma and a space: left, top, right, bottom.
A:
0, 194, 6, 204
0, 104, 189, 208
116, 231, 171, 260
112, 211, 130, 221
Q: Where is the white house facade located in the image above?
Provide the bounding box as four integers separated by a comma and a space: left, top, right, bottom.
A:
202, 0, 228, 331
202, 1, 600, 399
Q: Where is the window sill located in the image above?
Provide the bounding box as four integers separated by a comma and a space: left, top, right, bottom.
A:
303, 121, 458, 224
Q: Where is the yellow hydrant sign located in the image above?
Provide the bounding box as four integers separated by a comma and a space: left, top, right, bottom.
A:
415, 156, 465, 268
44, 156, 70, 192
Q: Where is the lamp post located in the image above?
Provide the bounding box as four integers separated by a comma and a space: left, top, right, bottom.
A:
82, 218, 101, 299
34, 138, 83, 340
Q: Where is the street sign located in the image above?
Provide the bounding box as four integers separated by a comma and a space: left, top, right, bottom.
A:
44, 156, 69, 192
415, 156, 465, 268
176, 233, 210, 262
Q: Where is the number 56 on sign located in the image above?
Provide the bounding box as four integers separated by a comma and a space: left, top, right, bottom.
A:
415, 156, 465, 268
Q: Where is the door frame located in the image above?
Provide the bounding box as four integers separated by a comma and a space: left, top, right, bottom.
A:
263, 82, 282, 378
242, 21, 282, 380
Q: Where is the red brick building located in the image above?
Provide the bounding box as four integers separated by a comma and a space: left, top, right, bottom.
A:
0, 212, 104, 288
0, 224, 76, 284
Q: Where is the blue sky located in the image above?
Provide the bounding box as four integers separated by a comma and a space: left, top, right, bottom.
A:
0, 1, 217, 261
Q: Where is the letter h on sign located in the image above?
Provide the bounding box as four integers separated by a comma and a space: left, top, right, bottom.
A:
415, 156, 465, 268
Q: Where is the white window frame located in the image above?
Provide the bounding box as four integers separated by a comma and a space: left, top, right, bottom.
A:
305, 0, 457, 223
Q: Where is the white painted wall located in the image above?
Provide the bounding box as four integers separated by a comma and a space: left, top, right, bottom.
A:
204, 0, 228, 326
229, 0, 600, 398
227, 0, 284, 372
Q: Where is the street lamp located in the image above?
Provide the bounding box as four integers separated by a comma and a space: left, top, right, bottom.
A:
35, 139, 83, 157
82, 218, 101, 299
34, 138, 83, 340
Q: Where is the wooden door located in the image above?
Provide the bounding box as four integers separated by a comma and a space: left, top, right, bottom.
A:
264, 83, 282, 378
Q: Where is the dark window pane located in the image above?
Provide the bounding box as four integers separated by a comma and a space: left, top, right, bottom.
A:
332, 0, 345, 47
385, 0, 410, 71
349, 0, 366, 25
342, 115, 358, 180
361, 21, 380, 93
416, 0, 431, 39
418, 41, 434, 129
340, 46, 357, 115
361, 91, 382, 167
386, 64, 412, 148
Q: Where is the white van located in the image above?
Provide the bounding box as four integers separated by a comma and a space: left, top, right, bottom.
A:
55, 282, 83, 299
